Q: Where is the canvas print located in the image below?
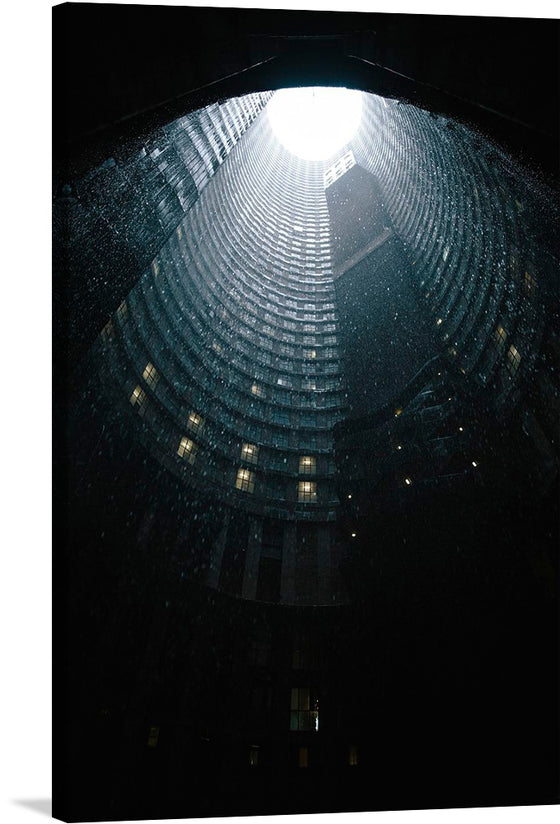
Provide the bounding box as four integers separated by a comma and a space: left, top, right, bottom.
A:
53, 3, 559, 821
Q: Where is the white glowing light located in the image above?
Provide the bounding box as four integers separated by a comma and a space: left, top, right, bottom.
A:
267, 87, 363, 161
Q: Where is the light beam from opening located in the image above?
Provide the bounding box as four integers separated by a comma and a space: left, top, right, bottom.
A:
267, 87, 363, 161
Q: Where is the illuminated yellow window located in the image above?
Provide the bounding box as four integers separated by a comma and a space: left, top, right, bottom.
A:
507, 344, 521, 375
235, 468, 255, 494
299, 456, 316, 475
298, 481, 317, 502
524, 271, 537, 295
241, 443, 259, 465
394, 407, 402, 417
187, 411, 204, 434
251, 383, 265, 398
116, 300, 128, 322
494, 325, 507, 350
130, 385, 147, 415
212, 341, 222, 354
304, 349, 317, 360
142, 362, 159, 389
177, 436, 197, 464
349, 745, 358, 766
177, 225, 183, 239
152, 258, 159, 277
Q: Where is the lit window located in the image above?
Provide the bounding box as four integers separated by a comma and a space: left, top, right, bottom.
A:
494, 324, 507, 350
304, 349, 317, 359
142, 362, 159, 389
290, 687, 319, 732
324, 149, 357, 188
404, 477, 412, 486
235, 468, 255, 494
507, 344, 521, 375
152, 258, 159, 277
187, 411, 204, 434
349, 745, 358, 766
176, 225, 182, 239
177, 436, 198, 465
298, 481, 317, 502
116, 300, 128, 322
299, 456, 316, 475
394, 408, 402, 417
251, 383, 265, 398
130, 385, 147, 415
241, 442, 259, 465
436, 317, 443, 326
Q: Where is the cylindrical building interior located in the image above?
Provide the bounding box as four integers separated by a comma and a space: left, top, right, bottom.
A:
54, 6, 559, 821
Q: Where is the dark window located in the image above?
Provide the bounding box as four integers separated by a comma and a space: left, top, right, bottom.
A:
290, 687, 319, 732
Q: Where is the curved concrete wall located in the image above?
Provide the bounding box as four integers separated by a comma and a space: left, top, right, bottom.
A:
78, 90, 558, 606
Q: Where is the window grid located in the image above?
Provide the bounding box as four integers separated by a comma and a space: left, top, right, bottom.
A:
507, 344, 521, 375
130, 385, 148, 414
177, 436, 198, 464
290, 687, 319, 732
116, 300, 128, 322
236, 467, 255, 494
298, 481, 317, 502
187, 411, 204, 434
494, 324, 507, 350
143, 362, 159, 389
241, 442, 259, 465
299, 456, 316, 475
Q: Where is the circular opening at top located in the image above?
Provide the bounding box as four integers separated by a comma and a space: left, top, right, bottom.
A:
267, 86, 363, 161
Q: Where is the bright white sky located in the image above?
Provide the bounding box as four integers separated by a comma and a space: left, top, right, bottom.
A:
267, 86, 363, 161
